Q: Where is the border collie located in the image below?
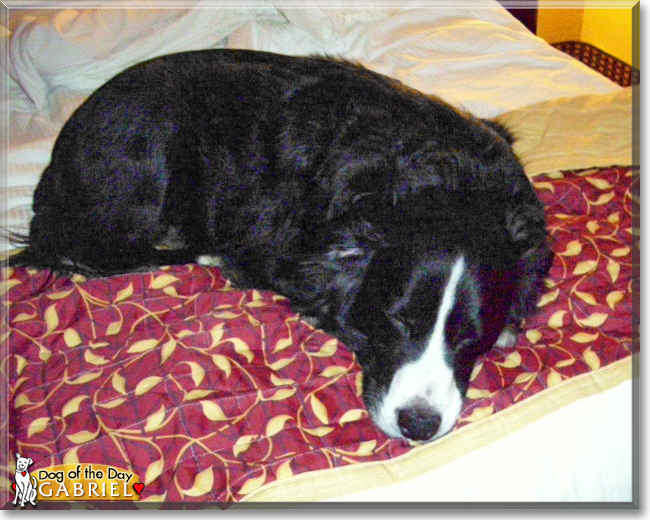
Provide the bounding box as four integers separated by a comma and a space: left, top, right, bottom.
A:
10, 50, 553, 442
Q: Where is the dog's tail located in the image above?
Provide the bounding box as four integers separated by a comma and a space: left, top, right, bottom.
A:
5, 228, 199, 278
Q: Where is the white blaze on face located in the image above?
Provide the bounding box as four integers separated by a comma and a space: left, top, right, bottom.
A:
373, 256, 466, 440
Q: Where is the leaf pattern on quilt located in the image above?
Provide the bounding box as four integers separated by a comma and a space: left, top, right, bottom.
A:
2, 167, 637, 504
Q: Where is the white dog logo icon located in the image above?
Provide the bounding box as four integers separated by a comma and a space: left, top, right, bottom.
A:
13, 453, 38, 507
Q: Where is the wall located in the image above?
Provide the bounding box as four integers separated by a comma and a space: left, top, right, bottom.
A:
537, 2, 636, 65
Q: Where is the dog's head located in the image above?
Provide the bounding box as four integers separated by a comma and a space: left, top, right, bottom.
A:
312, 184, 551, 442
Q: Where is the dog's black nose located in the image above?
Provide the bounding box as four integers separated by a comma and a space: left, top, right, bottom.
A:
397, 405, 441, 441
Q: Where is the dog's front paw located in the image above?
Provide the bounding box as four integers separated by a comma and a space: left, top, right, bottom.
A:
495, 326, 518, 348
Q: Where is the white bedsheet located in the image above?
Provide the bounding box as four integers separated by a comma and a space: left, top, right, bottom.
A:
325, 379, 634, 503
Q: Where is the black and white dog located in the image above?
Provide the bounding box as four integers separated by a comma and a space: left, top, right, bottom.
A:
11, 50, 553, 442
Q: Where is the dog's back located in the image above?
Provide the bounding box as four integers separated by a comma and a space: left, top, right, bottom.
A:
11, 49, 526, 277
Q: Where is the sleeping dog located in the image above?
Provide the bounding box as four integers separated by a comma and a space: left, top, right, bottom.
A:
11, 49, 553, 442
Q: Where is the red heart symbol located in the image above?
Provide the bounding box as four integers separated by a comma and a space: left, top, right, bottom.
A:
21, 472, 26, 476
12, 483, 16, 491
133, 482, 144, 495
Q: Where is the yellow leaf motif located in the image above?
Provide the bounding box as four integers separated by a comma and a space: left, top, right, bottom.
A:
15, 392, 31, 408
181, 466, 214, 497
525, 329, 542, 344
186, 361, 205, 387
145, 459, 164, 485
302, 426, 334, 437
607, 259, 620, 282
275, 460, 293, 480
15, 355, 27, 376
611, 246, 630, 257
575, 312, 608, 328
320, 365, 349, 378
273, 336, 293, 353
144, 404, 167, 432
127, 338, 159, 354
267, 357, 296, 371
496, 351, 521, 368
606, 291, 625, 310
209, 323, 225, 348
135, 376, 163, 396
265, 388, 297, 401
586, 220, 600, 234
63, 448, 79, 466
547, 310, 567, 328
28, 417, 50, 438
64, 328, 82, 348
238, 470, 266, 496
12, 312, 36, 323
232, 338, 254, 363
465, 387, 494, 399
150, 274, 178, 289
213, 311, 240, 319
585, 177, 612, 190
310, 394, 329, 425
265, 415, 292, 437
44, 304, 59, 333
336, 440, 377, 457
211, 354, 231, 378
84, 350, 109, 366
62, 395, 89, 418
200, 400, 227, 421
106, 320, 122, 336
607, 212, 620, 224
38, 345, 52, 362
67, 371, 102, 385
311, 338, 338, 357
66, 429, 99, 444
161, 339, 176, 364
0, 279, 20, 296
184, 389, 214, 401
570, 332, 599, 343
559, 240, 582, 256
46, 289, 74, 300
583, 347, 601, 370
591, 192, 615, 206
573, 260, 597, 276
163, 286, 177, 297
270, 374, 294, 386
338, 409, 366, 425
547, 370, 563, 387
355, 372, 363, 397
469, 362, 483, 382
96, 398, 126, 409
537, 289, 560, 307
233, 435, 258, 457
114, 283, 134, 303
514, 372, 535, 384
574, 291, 597, 305
112, 372, 126, 395
555, 358, 575, 368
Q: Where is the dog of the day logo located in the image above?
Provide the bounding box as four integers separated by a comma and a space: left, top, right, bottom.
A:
11, 453, 143, 505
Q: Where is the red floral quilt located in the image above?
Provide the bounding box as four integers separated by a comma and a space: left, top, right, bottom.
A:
2, 166, 637, 505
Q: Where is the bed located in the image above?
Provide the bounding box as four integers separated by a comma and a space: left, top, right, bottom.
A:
1, 0, 638, 507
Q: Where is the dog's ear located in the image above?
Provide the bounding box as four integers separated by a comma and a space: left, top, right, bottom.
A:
274, 218, 381, 333
27, 458, 33, 466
